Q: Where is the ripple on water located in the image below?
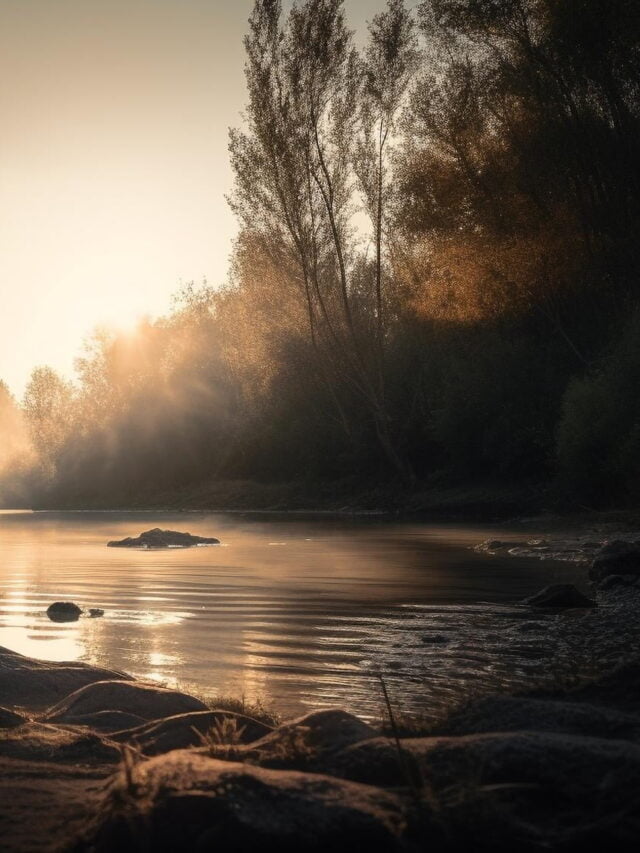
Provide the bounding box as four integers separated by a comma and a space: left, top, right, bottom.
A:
1, 511, 630, 719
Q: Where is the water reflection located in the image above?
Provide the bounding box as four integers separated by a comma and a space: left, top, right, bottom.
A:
0, 510, 590, 718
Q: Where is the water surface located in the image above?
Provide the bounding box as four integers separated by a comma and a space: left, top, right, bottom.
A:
0, 510, 587, 719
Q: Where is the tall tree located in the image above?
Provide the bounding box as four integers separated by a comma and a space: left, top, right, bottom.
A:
229, 0, 418, 481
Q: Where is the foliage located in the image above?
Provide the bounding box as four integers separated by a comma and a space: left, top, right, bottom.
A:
0, 0, 638, 509
557, 312, 640, 506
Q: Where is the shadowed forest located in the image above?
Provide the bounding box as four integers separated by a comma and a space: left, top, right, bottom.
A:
1, 0, 639, 511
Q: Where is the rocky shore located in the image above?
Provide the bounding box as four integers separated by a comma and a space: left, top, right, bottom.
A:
2, 536, 640, 851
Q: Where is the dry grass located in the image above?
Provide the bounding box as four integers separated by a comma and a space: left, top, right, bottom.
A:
192, 716, 247, 758
204, 694, 281, 729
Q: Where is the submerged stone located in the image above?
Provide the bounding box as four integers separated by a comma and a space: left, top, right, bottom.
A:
107, 528, 220, 548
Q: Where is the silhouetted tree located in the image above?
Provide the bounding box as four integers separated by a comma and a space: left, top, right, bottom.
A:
229, 0, 418, 481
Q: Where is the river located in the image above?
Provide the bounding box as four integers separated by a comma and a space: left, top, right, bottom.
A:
0, 510, 588, 720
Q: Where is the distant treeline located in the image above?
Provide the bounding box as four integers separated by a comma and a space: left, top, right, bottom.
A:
1, 0, 639, 509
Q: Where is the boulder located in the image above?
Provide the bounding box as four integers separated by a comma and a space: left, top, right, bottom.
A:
321, 736, 435, 788
521, 583, 595, 608
328, 728, 640, 847
568, 659, 640, 713
0, 755, 108, 853
419, 730, 640, 850
77, 751, 409, 853
111, 709, 272, 755
46, 602, 82, 622
0, 646, 131, 711
431, 695, 640, 741
590, 540, 640, 583
0, 722, 121, 765
43, 680, 208, 724
56, 709, 146, 733
227, 710, 377, 770
107, 528, 220, 548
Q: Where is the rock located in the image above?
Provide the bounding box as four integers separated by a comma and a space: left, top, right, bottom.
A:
43, 680, 208, 724
569, 659, 640, 713
107, 528, 220, 548
111, 709, 273, 756
56, 710, 146, 733
46, 602, 82, 622
432, 695, 640, 741
590, 540, 640, 583
0, 706, 25, 729
0, 756, 109, 853
422, 730, 640, 850
521, 583, 595, 608
89, 608, 105, 618
0, 722, 121, 765
326, 728, 640, 847
598, 573, 639, 590
230, 710, 377, 770
77, 751, 409, 853
322, 737, 433, 788
0, 646, 132, 711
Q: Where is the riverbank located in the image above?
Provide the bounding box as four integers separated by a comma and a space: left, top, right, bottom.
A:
2, 544, 640, 850
26, 478, 546, 518
25, 475, 640, 526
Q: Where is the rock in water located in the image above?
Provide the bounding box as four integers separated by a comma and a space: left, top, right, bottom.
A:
522, 584, 595, 609
590, 540, 640, 583
107, 528, 220, 548
46, 602, 82, 622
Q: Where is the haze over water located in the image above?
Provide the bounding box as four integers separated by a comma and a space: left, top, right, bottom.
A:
0, 511, 589, 719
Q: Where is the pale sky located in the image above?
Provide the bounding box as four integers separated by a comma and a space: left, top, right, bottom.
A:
0, 0, 387, 395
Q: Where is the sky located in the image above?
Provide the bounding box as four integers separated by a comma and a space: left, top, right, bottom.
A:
0, 0, 387, 396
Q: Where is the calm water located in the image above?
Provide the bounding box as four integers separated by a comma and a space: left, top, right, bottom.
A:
0, 510, 587, 719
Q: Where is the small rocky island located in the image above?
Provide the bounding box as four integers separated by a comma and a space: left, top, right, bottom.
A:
107, 528, 220, 548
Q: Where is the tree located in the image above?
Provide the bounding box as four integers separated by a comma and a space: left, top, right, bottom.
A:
229, 0, 418, 481
23, 367, 75, 475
